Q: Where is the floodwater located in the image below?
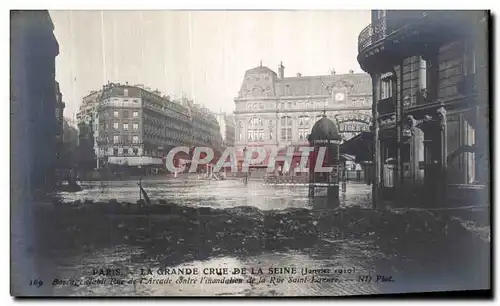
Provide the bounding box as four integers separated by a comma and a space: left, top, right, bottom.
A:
30, 177, 489, 297
57, 176, 372, 210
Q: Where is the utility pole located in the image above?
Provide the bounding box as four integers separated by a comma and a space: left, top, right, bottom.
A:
243, 146, 248, 185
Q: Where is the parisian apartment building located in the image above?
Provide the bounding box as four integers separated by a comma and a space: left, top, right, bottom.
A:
76, 83, 223, 169
357, 10, 488, 207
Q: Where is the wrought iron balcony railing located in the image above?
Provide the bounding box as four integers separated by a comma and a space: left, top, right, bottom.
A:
358, 16, 387, 53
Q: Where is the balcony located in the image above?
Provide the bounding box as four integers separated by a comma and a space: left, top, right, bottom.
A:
359, 11, 439, 54
358, 11, 481, 73
358, 16, 387, 53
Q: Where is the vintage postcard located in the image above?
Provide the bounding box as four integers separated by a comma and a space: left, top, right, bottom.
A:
10, 9, 491, 297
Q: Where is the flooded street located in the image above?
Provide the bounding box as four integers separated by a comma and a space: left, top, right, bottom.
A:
57, 176, 372, 210
32, 177, 489, 296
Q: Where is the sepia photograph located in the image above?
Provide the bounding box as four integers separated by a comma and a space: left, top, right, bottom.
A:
10, 8, 491, 297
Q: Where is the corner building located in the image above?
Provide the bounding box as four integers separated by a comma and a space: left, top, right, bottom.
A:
77, 83, 223, 169
357, 10, 489, 207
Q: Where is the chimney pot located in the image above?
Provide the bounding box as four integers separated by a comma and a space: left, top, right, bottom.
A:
331, 69, 336, 75
296, 73, 302, 77
349, 70, 354, 74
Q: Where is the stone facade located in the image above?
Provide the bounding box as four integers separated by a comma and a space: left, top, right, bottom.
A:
77, 83, 223, 168
234, 63, 372, 151
358, 10, 489, 207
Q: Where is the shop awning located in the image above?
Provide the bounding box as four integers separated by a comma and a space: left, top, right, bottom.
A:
340, 131, 374, 163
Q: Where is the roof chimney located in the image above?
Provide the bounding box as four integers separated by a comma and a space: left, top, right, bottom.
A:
278, 61, 285, 79
331, 69, 336, 75
296, 72, 302, 77
349, 69, 354, 74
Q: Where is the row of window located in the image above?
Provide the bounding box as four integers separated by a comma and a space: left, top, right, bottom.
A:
246, 101, 330, 110
243, 128, 308, 142
145, 102, 191, 122
109, 98, 139, 103
246, 76, 270, 81
113, 110, 139, 118
112, 135, 140, 143
144, 129, 187, 141
110, 122, 139, 131
241, 125, 365, 142
111, 147, 139, 156
241, 115, 328, 130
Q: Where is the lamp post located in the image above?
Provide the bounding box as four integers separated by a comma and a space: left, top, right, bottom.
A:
243, 146, 248, 185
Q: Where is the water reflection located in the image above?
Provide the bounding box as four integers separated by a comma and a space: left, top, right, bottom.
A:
58, 178, 372, 211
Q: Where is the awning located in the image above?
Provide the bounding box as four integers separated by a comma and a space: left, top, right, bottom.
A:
340, 154, 356, 162
340, 131, 374, 163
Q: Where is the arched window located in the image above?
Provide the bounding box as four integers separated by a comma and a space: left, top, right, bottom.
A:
249, 117, 263, 127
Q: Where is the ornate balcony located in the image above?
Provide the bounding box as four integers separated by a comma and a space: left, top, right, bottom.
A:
358, 11, 478, 73
358, 16, 387, 54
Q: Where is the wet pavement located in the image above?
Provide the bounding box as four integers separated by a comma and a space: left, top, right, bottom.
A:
26, 177, 490, 296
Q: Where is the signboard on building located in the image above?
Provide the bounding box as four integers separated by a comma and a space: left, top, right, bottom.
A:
335, 113, 372, 141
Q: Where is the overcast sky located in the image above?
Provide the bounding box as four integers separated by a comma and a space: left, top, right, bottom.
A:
49, 10, 370, 119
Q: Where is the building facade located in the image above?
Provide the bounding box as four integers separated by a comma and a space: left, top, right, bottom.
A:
215, 112, 236, 148
189, 102, 224, 152
233, 63, 372, 167
77, 83, 223, 169
76, 89, 101, 170
11, 10, 60, 295
55, 81, 65, 169
357, 10, 489, 207
11, 10, 60, 191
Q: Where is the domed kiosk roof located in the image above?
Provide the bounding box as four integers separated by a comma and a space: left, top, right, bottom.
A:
308, 116, 342, 143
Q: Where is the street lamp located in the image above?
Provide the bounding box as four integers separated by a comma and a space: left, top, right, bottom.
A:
243, 146, 248, 185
